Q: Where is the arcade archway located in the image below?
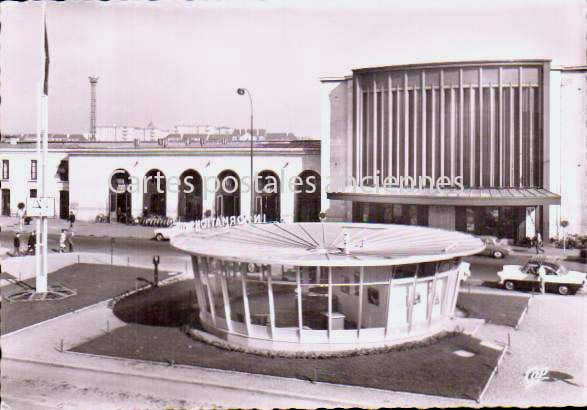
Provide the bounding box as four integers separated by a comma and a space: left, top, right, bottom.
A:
294, 170, 321, 222
109, 169, 132, 223
255, 170, 280, 222
178, 169, 203, 221
216, 170, 240, 218
143, 169, 166, 217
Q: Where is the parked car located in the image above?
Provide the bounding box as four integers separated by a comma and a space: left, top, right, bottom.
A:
153, 223, 181, 241
153, 221, 194, 241
497, 258, 587, 295
552, 234, 587, 250
477, 236, 513, 259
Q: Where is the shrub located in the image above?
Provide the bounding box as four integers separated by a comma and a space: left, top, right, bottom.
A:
183, 327, 459, 359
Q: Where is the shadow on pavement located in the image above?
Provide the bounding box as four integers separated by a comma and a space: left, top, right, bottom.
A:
113, 279, 202, 328
481, 281, 503, 289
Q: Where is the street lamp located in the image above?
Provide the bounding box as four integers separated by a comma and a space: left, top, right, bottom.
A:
237, 88, 254, 219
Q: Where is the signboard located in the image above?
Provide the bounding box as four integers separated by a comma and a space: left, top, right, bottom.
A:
26, 197, 55, 217
174, 214, 267, 233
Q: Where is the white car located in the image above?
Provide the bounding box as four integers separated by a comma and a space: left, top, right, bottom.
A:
497, 259, 586, 295
153, 223, 184, 241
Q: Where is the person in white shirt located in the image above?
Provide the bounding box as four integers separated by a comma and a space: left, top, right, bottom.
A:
16, 207, 25, 231
59, 229, 67, 253
537, 265, 547, 294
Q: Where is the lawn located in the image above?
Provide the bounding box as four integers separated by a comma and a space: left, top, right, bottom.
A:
457, 292, 530, 327
0, 263, 169, 335
72, 280, 504, 400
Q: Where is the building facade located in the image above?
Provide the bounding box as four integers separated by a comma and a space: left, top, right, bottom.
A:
321, 60, 587, 241
0, 140, 321, 224
0, 150, 69, 218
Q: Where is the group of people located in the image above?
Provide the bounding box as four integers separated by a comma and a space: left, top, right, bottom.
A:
10, 208, 77, 256
12, 231, 38, 256
12, 228, 75, 256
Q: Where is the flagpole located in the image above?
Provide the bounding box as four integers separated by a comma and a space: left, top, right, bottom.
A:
35, 81, 42, 291
41, 90, 48, 293
37, 0, 49, 293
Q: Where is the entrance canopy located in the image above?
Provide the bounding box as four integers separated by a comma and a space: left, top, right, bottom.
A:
328, 187, 561, 206
171, 222, 485, 267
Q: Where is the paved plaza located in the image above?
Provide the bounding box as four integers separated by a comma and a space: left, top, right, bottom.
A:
1, 254, 585, 408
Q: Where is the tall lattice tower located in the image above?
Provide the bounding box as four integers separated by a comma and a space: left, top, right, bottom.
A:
89, 76, 99, 140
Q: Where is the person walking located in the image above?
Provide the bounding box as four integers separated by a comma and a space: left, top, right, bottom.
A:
537, 264, 547, 294
59, 229, 67, 253
16, 206, 25, 231
13, 232, 21, 256
27, 230, 36, 255
68, 211, 76, 228
535, 232, 545, 254
66, 229, 75, 253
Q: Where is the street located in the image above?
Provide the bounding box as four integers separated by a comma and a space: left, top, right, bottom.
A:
0, 231, 185, 263
2, 231, 584, 285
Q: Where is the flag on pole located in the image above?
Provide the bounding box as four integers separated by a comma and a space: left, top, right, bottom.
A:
43, 14, 49, 96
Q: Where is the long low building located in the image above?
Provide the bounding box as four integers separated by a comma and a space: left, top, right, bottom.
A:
320, 60, 587, 242
0, 140, 321, 223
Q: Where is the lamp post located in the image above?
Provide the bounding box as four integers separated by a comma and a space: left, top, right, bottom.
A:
237, 88, 254, 219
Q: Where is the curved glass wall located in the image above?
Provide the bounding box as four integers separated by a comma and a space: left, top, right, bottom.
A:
191, 255, 466, 347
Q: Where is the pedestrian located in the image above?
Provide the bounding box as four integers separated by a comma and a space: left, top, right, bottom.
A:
535, 232, 544, 254
13, 232, 21, 256
27, 230, 36, 255
17, 206, 25, 231
537, 264, 547, 294
66, 229, 75, 253
68, 211, 76, 228
59, 229, 67, 253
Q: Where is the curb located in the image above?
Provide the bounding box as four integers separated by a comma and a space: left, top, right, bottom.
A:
3, 355, 368, 408
514, 295, 531, 330
476, 341, 508, 403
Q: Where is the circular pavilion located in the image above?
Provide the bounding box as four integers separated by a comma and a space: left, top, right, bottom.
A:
171, 222, 485, 352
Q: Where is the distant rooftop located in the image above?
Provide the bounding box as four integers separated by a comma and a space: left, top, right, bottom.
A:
2, 130, 312, 144
0, 138, 321, 152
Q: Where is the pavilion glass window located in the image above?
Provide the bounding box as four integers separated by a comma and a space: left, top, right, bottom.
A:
270, 265, 299, 328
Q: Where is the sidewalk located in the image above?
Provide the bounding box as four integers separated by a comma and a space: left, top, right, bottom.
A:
0, 216, 156, 240
510, 243, 579, 259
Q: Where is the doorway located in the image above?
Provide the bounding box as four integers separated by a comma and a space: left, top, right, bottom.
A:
109, 169, 132, 222
59, 190, 69, 219
216, 170, 240, 218
294, 170, 321, 222
178, 169, 203, 221
143, 169, 166, 217
254, 170, 280, 222
1, 189, 10, 216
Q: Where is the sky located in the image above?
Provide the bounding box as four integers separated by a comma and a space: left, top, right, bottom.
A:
0, 0, 584, 137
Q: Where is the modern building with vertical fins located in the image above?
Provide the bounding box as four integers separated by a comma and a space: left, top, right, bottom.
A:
321, 60, 587, 243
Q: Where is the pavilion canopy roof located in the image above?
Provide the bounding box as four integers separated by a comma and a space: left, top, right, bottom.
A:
171, 222, 485, 267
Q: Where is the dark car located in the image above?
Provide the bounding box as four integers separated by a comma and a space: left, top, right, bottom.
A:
477, 236, 513, 259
